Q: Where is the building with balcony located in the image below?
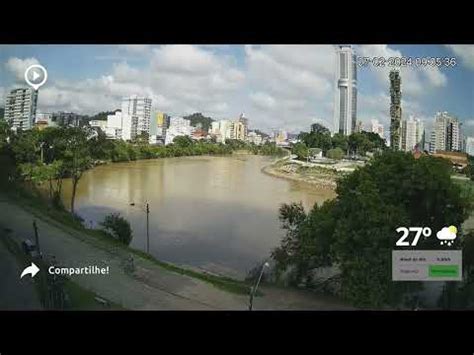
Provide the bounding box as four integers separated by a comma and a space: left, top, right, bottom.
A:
4, 88, 38, 131
430, 112, 461, 153
165, 117, 194, 145
401, 116, 424, 152
121, 95, 152, 141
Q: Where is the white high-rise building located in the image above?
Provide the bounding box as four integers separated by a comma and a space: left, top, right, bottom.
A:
247, 131, 263, 145
333, 45, 357, 136
401, 116, 424, 152
466, 137, 474, 156
370, 119, 384, 139
165, 117, 194, 145
121, 95, 152, 141
430, 112, 461, 153
4, 88, 38, 131
211, 120, 232, 143
105, 111, 123, 139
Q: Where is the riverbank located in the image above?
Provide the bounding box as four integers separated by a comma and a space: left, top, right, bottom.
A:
0, 188, 352, 310
262, 157, 341, 190
1, 184, 253, 296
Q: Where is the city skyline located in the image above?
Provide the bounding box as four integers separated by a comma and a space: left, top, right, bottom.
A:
0, 45, 473, 136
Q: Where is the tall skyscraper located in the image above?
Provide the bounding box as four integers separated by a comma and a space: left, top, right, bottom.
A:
401, 116, 424, 152
389, 70, 402, 150
333, 45, 357, 136
121, 95, 152, 141
430, 112, 461, 153
4, 88, 38, 131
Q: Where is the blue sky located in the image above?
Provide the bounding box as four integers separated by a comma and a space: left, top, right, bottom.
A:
0, 45, 473, 137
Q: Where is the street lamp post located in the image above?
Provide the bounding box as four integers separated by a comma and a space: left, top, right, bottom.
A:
130, 201, 151, 254
249, 261, 269, 311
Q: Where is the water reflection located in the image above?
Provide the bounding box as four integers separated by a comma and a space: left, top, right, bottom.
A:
62, 155, 336, 278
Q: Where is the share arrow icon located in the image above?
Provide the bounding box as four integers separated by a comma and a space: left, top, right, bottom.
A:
20, 262, 40, 279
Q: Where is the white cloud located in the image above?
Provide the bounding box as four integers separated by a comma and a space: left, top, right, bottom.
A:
446, 45, 474, 70
5, 57, 40, 82
118, 45, 152, 54
243, 45, 336, 131
25, 46, 245, 117
250, 91, 276, 110
357, 45, 447, 97
2, 45, 465, 134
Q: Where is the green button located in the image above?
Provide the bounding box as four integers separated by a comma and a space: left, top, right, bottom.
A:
429, 265, 459, 278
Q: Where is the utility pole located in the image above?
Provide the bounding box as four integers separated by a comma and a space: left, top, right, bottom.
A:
146, 203, 150, 254
33, 220, 41, 257
249, 262, 269, 311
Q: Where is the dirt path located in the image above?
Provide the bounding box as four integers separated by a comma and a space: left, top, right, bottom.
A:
0, 196, 351, 310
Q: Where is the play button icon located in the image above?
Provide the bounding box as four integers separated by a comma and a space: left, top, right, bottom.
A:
24, 64, 48, 91
32, 70, 40, 81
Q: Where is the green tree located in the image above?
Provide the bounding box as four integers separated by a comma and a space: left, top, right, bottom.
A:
348, 133, 367, 155
11, 129, 42, 164
100, 213, 133, 245
310, 123, 330, 134
292, 142, 308, 160
87, 130, 114, 160
133, 132, 150, 145
183, 113, 214, 132
0, 119, 11, 150
173, 135, 194, 148
465, 156, 474, 181
326, 147, 344, 160
299, 131, 332, 153
331, 133, 349, 153
273, 151, 471, 308
60, 128, 92, 214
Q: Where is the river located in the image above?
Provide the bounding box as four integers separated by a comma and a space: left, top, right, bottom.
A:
61, 155, 336, 278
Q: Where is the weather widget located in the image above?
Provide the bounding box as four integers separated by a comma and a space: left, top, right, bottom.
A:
392, 225, 462, 281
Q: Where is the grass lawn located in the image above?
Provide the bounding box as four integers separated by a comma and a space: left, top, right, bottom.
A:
63, 279, 124, 310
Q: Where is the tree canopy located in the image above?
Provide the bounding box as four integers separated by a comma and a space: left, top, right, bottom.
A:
183, 113, 214, 132
272, 150, 471, 308
295, 130, 386, 159
100, 213, 133, 245
310, 122, 330, 134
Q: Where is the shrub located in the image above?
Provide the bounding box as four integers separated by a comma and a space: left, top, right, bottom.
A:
326, 147, 344, 160
100, 213, 133, 245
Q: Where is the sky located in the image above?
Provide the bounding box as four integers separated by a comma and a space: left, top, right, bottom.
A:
0, 44, 473, 137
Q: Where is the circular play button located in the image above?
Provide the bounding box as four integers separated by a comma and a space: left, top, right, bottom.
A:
24, 64, 48, 91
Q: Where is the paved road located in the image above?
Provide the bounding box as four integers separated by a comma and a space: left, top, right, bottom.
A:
0, 197, 351, 310
0, 229, 42, 310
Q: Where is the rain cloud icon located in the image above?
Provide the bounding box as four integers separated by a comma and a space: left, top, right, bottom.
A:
436, 226, 457, 246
